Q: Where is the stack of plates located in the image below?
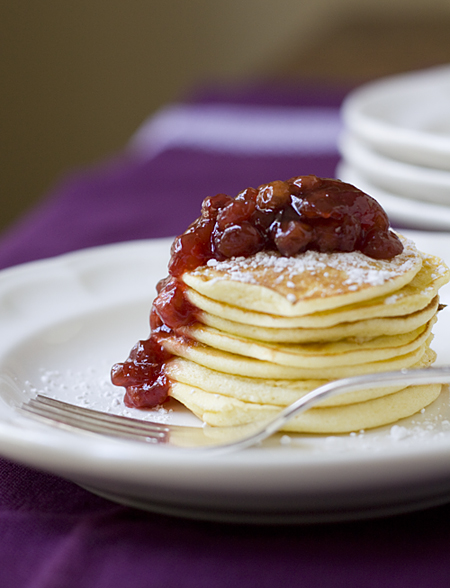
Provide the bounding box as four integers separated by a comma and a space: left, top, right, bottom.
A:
337, 65, 450, 230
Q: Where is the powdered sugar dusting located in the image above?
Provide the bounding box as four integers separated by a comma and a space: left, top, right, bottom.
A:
192, 236, 419, 295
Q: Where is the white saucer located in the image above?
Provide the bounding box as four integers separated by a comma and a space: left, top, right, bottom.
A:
339, 133, 450, 206
1, 238, 450, 523
341, 65, 450, 170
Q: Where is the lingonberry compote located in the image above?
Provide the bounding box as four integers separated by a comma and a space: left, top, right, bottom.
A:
111, 175, 403, 408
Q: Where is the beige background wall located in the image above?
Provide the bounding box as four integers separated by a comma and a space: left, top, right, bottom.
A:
1, 1, 450, 233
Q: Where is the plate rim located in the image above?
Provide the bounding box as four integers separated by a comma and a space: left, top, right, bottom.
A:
341, 65, 450, 167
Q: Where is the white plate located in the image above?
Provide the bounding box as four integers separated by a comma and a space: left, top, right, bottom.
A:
337, 162, 450, 231
341, 65, 450, 170
339, 133, 450, 206
1, 237, 450, 524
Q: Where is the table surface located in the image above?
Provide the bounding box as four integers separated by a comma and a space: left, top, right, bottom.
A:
1, 81, 450, 588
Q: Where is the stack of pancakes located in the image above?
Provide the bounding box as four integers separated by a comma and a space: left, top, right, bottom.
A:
159, 234, 449, 433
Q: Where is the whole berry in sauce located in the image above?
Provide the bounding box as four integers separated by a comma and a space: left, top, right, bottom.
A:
272, 218, 314, 256
256, 180, 291, 210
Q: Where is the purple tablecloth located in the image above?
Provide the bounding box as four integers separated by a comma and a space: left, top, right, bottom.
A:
1, 82, 450, 588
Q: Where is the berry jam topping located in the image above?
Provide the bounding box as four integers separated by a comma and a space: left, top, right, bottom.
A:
168, 175, 403, 278
110, 338, 172, 408
111, 278, 199, 409
111, 175, 404, 408
151, 277, 198, 331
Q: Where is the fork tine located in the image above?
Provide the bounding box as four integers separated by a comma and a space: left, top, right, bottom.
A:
21, 395, 171, 443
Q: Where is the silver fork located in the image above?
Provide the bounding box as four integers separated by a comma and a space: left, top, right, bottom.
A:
20, 366, 450, 454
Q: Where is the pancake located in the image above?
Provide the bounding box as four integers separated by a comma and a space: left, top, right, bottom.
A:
182, 235, 422, 316
161, 333, 433, 380
185, 251, 448, 328
196, 296, 439, 343
165, 347, 437, 408
169, 380, 442, 433
179, 317, 435, 368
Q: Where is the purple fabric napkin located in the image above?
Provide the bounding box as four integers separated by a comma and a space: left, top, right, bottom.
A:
1, 81, 450, 588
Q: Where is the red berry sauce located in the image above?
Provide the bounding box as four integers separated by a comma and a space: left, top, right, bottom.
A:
111, 175, 403, 408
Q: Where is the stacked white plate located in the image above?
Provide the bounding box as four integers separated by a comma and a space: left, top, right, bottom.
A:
337, 65, 450, 230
